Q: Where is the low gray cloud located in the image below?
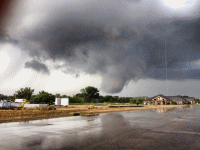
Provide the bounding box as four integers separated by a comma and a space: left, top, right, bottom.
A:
7, 0, 200, 93
25, 60, 50, 75
0, 27, 18, 44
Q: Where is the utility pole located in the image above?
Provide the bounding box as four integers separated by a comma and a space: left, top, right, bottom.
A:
15, 91, 17, 100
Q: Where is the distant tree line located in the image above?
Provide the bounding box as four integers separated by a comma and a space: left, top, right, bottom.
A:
0, 94, 15, 102
0, 86, 147, 104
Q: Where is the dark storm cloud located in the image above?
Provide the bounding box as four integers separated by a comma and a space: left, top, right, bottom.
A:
0, 0, 13, 26
11, 0, 200, 93
0, 0, 19, 44
0, 27, 18, 44
25, 60, 50, 75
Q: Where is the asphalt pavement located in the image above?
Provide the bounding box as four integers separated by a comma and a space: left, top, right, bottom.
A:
0, 105, 199, 150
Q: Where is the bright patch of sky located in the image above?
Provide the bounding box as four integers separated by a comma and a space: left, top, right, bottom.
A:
162, 0, 194, 8
0, 50, 11, 76
44, 71, 102, 96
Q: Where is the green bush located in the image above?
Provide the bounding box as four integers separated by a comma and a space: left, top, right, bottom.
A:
171, 101, 177, 105
131, 99, 143, 105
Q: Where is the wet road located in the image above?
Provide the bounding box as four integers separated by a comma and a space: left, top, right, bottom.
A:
0, 106, 200, 150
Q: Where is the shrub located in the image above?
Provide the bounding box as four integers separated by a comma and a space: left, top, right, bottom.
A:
171, 101, 177, 105
48, 106, 56, 110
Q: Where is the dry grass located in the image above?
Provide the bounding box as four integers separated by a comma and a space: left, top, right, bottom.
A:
0, 105, 184, 123
0, 110, 70, 121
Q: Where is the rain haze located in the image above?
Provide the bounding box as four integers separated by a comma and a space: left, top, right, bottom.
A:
1, 0, 200, 98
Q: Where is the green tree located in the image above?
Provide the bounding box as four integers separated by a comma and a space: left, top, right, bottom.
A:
75, 93, 85, 98
80, 86, 99, 102
195, 99, 200, 104
16, 87, 34, 100
171, 101, 177, 105
183, 95, 189, 98
61, 95, 69, 98
0, 94, 7, 100
176, 95, 182, 97
104, 95, 113, 102
7, 95, 15, 102
131, 97, 143, 105
30, 95, 37, 102
68, 95, 84, 103
33, 91, 55, 104
97, 95, 105, 103
113, 96, 119, 102
55, 93, 61, 98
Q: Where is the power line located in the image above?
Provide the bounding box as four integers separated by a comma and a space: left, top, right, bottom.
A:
165, 39, 168, 96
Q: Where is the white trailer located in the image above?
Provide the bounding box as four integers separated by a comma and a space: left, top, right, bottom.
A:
55, 98, 69, 106
0, 100, 11, 107
24, 104, 48, 108
61, 98, 69, 106
15, 99, 26, 103
11, 103, 21, 107
55, 98, 61, 105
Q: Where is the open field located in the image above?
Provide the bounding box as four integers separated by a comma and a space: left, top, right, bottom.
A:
0, 104, 186, 123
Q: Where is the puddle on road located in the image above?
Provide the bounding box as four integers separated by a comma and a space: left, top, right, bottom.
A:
0, 105, 199, 149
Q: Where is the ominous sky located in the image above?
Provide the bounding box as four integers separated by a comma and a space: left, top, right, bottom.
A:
1, 0, 200, 98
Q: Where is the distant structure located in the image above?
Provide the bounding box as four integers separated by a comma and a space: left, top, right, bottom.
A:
144, 97, 147, 105
15, 99, 26, 103
55, 97, 69, 106
0, 100, 21, 108
0, 100, 11, 107
144, 94, 196, 105
24, 104, 48, 108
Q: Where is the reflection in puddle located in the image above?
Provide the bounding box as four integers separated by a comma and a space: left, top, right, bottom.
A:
0, 106, 199, 149
152, 105, 194, 113
153, 108, 168, 113
87, 119, 95, 122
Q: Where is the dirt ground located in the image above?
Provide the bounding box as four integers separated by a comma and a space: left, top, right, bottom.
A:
0, 105, 184, 123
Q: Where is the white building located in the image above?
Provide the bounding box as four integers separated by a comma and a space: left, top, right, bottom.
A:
55, 98, 69, 106
15, 99, 26, 103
